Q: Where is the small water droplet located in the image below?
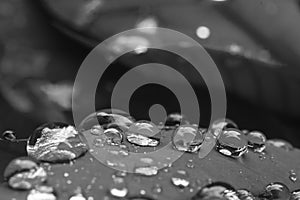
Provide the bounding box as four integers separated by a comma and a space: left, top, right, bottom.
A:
186, 159, 195, 168
196, 26, 211, 39
104, 128, 123, 145
27, 187, 56, 200
192, 182, 236, 199
227, 44, 243, 55
171, 170, 190, 188
90, 125, 102, 136
236, 189, 255, 200
289, 170, 298, 182
152, 183, 163, 194
172, 125, 204, 153
134, 166, 159, 176
69, 193, 86, 200
247, 131, 266, 153
266, 139, 293, 151
291, 190, 300, 200
110, 177, 128, 198
27, 123, 88, 163
216, 129, 248, 158
165, 113, 189, 127
259, 182, 290, 200
2, 130, 17, 142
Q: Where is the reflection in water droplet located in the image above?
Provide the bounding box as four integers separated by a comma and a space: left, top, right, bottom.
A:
291, 190, 300, 200
192, 182, 236, 200
4, 157, 38, 181
236, 189, 255, 200
165, 113, 188, 127
104, 128, 123, 146
27, 123, 88, 163
259, 182, 290, 200
134, 166, 159, 176
171, 170, 190, 188
128, 121, 160, 137
210, 118, 238, 138
247, 131, 266, 153
196, 26, 211, 39
266, 139, 293, 151
172, 125, 204, 153
216, 129, 248, 158
289, 170, 298, 182
126, 133, 159, 147
79, 110, 134, 132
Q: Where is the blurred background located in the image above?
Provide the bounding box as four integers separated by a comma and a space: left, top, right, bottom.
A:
0, 0, 300, 180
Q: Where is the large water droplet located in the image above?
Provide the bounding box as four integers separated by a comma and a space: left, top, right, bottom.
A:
236, 189, 255, 200
210, 119, 238, 138
259, 182, 290, 200
172, 125, 205, 153
216, 128, 248, 158
27, 123, 88, 163
266, 139, 293, 151
26, 185, 56, 200
291, 190, 300, 200
247, 131, 266, 153
165, 113, 189, 127
289, 170, 298, 182
110, 176, 128, 198
134, 166, 159, 176
171, 170, 190, 188
192, 182, 236, 200
126, 133, 159, 147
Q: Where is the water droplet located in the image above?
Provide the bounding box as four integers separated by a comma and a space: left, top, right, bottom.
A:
126, 133, 159, 147
104, 128, 123, 146
134, 166, 159, 176
4, 158, 47, 190
172, 125, 205, 153
196, 26, 211, 39
27, 187, 56, 200
90, 125, 102, 136
266, 139, 293, 151
110, 177, 128, 198
27, 123, 88, 163
216, 128, 248, 158
69, 193, 86, 200
192, 182, 236, 200
165, 113, 189, 127
152, 183, 163, 194
210, 119, 238, 138
289, 170, 298, 182
2, 130, 16, 142
79, 110, 134, 132
259, 182, 290, 200
247, 131, 266, 153
186, 159, 195, 168
291, 190, 300, 200
171, 170, 190, 188
128, 121, 160, 137
236, 189, 255, 200
4, 157, 38, 181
